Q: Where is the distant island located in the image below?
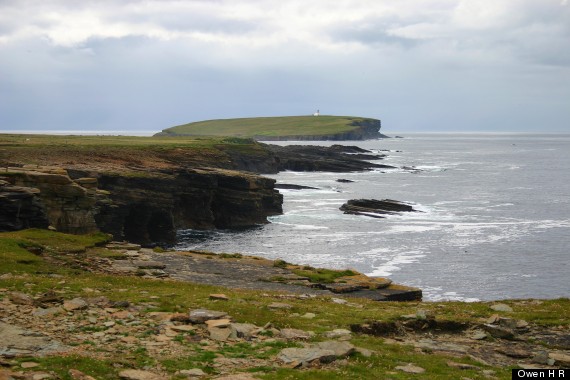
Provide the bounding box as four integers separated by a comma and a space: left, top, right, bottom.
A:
155, 115, 387, 141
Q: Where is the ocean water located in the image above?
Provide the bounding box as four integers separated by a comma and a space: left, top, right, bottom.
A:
175, 134, 570, 301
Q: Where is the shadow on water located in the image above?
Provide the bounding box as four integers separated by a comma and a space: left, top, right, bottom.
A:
174, 226, 264, 249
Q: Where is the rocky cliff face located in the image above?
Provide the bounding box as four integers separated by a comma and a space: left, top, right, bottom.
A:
255, 119, 385, 141
0, 166, 282, 245
0, 138, 386, 245
1, 168, 98, 234
0, 179, 48, 231
92, 168, 282, 244
264, 144, 396, 172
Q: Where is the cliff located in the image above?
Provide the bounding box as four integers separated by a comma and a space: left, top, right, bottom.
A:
0, 166, 282, 245
255, 118, 386, 141
0, 135, 387, 245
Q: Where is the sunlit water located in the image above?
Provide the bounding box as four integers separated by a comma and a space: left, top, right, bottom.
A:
176, 134, 570, 301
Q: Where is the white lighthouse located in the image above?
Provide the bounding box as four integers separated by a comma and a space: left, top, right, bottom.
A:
313, 109, 320, 116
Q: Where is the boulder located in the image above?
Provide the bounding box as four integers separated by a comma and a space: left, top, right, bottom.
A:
208, 327, 232, 342
279, 328, 314, 340
278, 347, 336, 366
63, 298, 89, 311
316, 341, 355, 357
188, 309, 228, 324
230, 323, 259, 340
490, 303, 513, 312
482, 324, 516, 340
549, 352, 570, 367
278, 341, 354, 367
9, 292, 34, 305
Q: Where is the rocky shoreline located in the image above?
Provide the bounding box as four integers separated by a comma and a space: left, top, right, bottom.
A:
0, 139, 391, 246
0, 235, 569, 379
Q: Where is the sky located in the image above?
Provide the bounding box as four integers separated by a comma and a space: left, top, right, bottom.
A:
1, 0, 569, 134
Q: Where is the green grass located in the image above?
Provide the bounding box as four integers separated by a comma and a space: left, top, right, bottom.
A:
158, 115, 376, 138
27, 356, 119, 379
1, 229, 568, 379
291, 268, 358, 284
0, 133, 273, 172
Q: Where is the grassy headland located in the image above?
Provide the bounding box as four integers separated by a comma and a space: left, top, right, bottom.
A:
0, 134, 272, 174
156, 116, 380, 139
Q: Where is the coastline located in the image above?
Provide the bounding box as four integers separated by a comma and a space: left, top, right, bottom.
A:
1, 133, 569, 378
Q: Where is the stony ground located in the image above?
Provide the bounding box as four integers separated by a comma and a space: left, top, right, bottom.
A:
0, 241, 569, 379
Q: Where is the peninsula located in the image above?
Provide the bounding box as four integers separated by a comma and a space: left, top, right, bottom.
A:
155, 115, 386, 141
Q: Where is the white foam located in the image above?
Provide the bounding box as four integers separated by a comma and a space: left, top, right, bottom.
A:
386, 225, 442, 233
367, 251, 426, 277
270, 221, 329, 230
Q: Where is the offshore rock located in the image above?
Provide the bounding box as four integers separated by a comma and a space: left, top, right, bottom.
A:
340, 199, 418, 218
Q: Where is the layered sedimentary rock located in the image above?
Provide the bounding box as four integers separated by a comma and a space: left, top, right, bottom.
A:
0, 139, 389, 245
0, 179, 48, 231
93, 168, 282, 244
0, 166, 282, 245
265, 145, 395, 172
1, 168, 98, 234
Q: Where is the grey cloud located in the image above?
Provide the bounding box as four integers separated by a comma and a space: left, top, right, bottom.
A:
330, 23, 419, 48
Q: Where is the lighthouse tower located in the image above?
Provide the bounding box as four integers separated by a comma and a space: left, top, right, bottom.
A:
313, 109, 320, 116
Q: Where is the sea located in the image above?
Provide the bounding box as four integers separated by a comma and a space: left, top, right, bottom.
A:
175, 134, 570, 302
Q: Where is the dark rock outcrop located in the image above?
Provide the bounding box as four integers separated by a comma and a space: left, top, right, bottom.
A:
265, 145, 395, 172
275, 184, 320, 190
1, 168, 97, 234
340, 199, 418, 218
0, 139, 399, 245
0, 179, 49, 231
93, 168, 282, 245
1, 167, 282, 245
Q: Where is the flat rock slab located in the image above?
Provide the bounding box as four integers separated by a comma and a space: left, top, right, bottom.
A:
113, 250, 421, 302
131, 261, 166, 269
278, 347, 336, 365
396, 363, 426, 374
279, 328, 314, 340
107, 242, 142, 251
0, 322, 70, 358
118, 369, 167, 380
278, 341, 355, 366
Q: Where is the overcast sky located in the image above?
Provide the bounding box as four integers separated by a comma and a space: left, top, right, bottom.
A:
1, 0, 569, 133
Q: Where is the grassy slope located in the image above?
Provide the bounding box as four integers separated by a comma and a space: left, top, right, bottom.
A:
1, 230, 569, 379
159, 116, 373, 137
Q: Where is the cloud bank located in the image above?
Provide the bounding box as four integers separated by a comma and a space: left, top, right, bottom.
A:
1, 0, 569, 132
